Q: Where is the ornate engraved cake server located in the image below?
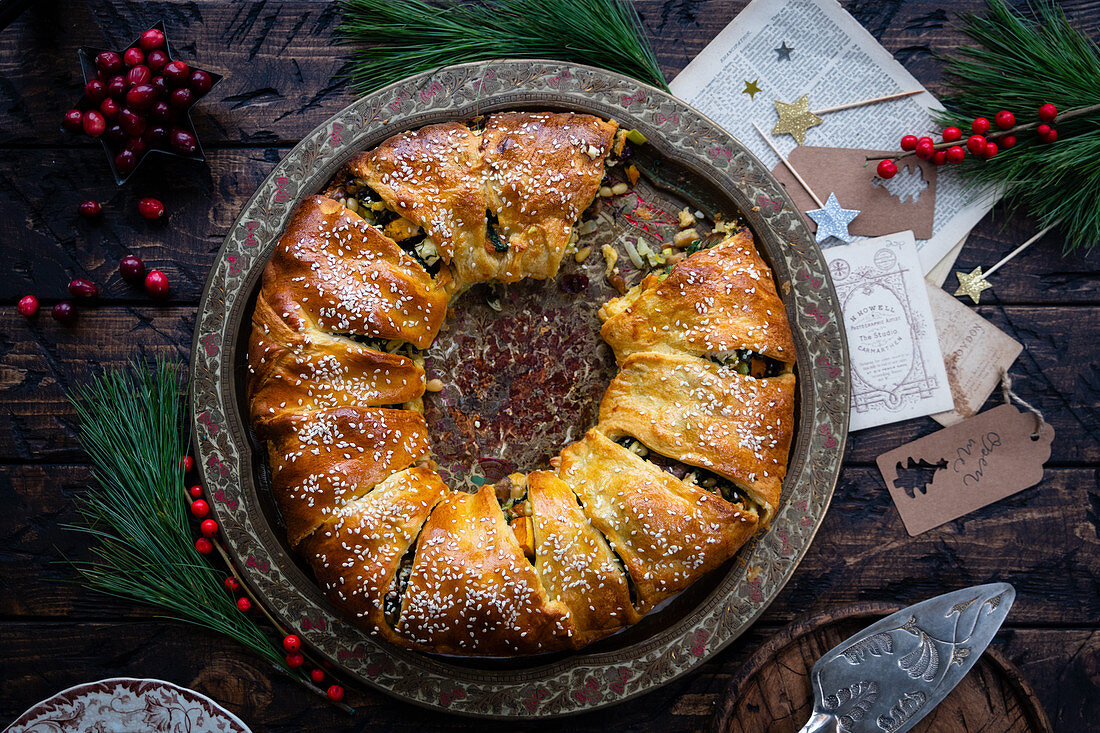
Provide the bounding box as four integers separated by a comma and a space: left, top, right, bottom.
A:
797, 583, 1015, 733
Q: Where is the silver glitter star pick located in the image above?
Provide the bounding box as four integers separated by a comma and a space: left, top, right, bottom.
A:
806, 193, 860, 243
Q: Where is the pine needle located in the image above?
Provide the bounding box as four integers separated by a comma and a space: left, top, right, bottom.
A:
63, 359, 285, 669
936, 0, 1100, 253
337, 0, 668, 93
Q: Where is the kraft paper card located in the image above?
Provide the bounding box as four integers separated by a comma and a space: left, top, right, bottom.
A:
878, 404, 1054, 535
824, 231, 954, 431
771, 147, 937, 240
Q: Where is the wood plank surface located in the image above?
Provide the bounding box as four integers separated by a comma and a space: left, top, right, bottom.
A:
1, 0, 1098, 730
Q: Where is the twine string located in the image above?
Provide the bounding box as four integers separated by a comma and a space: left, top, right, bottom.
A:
1000, 369, 1045, 437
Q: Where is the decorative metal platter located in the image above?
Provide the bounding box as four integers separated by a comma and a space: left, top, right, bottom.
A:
190, 60, 849, 718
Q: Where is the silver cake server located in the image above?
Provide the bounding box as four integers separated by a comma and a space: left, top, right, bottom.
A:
797, 583, 1015, 733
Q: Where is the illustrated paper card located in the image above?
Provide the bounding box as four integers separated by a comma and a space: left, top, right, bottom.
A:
877, 404, 1054, 535
824, 231, 954, 431
925, 283, 1023, 426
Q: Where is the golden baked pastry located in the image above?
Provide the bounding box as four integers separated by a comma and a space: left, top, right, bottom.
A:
248, 112, 797, 656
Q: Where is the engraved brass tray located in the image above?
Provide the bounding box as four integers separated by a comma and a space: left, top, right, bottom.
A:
190, 60, 849, 718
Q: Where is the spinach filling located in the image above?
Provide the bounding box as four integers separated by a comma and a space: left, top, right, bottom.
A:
383, 543, 416, 626
711, 349, 787, 379
486, 210, 508, 252
614, 436, 751, 508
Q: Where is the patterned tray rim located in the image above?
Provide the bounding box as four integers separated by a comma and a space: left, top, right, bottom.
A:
189, 58, 850, 719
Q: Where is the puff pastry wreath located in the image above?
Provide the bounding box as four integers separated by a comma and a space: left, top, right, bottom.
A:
248, 112, 797, 656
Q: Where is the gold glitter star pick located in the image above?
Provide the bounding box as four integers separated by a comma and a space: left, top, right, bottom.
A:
771, 93, 823, 145
954, 266, 992, 304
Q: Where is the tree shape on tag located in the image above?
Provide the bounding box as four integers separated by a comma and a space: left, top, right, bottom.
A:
873, 162, 929, 204
893, 457, 948, 499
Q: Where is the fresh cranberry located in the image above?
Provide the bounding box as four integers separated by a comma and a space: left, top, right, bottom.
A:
119, 254, 146, 283
310, 669, 325, 684
1038, 103, 1057, 123
62, 109, 84, 132
189, 69, 212, 95
1000, 135, 1017, 149
971, 117, 991, 135
932, 150, 947, 165
151, 75, 168, 96
98, 97, 120, 121
126, 64, 151, 86
114, 148, 137, 175
946, 145, 966, 164
983, 142, 999, 159
123, 47, 144, 67
145, 269, 170, 299
105, 123, 127, 146
84, 79, 107, 104
145, 124, 169, 145
119, 108, 146, 136
914, 140, 934, 160
78, 200, 102, 219
96, 68, 111, 83
51, 301, 76, 324
285, 652, 305, 669
875, 159, 898, 179
95, 51, 122, 75
163, 60, 190, 85
68, 278, 99, 298
966, 135, 986, 155
17, 295, 38, 317
125, 83, 157, 111
107, 75, 128, 100
941, 126, 962, 143
169, 128, 197, 155
149, 101, 172, 122
127, 136, 149, 157
139, 28, 166, 51
138, 197, 165, 221
146, 49, 169, 73
169, 87, 194, 109
82, 110, 106, 137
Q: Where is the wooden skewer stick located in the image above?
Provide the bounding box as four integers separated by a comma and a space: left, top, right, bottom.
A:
812, 89, 923, 116
752, 122, 825, 208
984, 221, 1059, 278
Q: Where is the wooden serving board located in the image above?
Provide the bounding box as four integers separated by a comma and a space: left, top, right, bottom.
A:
710, 603, 1052, 733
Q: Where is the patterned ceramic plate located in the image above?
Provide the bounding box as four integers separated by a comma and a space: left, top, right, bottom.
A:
7, 677, 251, 732
189, 60, 849, 718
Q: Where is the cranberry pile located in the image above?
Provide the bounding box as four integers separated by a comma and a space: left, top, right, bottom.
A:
61, 25, 218, 180
876, 103, 1061, 179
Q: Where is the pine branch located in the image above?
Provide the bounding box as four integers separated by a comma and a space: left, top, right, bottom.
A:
64, 359, 287, 668
936, 0, 1100, 254
336, 0, 668, 93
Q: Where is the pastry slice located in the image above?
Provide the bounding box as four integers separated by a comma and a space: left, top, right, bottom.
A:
395, 483, 576, 655
597, 351, 796, 523
262, 195, 448, 349
527, 470, 639, 644
300, 467, 448, 644
258, 406, 431, 546
557, 430, 758, 613
347, 122, 499, 287
480, 112, 617, 282
248, 290, 425, 427
599, 229, 796, 364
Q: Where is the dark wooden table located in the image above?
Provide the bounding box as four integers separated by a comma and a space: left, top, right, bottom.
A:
2, 2, 1097, 730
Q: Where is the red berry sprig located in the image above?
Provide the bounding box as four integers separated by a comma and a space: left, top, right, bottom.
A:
872, 102, 1080, 176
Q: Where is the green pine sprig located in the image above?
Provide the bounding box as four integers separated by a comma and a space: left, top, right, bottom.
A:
336, 0, 668, 94
64, 359, 286, 667
936, 0, 1100, 253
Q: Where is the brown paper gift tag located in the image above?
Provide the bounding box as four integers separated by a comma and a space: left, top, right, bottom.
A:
877, 404, 1054, 535
770, 147, 937, 239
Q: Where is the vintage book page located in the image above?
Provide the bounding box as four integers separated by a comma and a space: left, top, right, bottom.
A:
670, 0, 997, 273
823, 231, 954, 431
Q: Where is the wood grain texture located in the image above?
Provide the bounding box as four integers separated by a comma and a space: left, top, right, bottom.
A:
711, 605, 1053, 733
1, 0, 1098, 730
